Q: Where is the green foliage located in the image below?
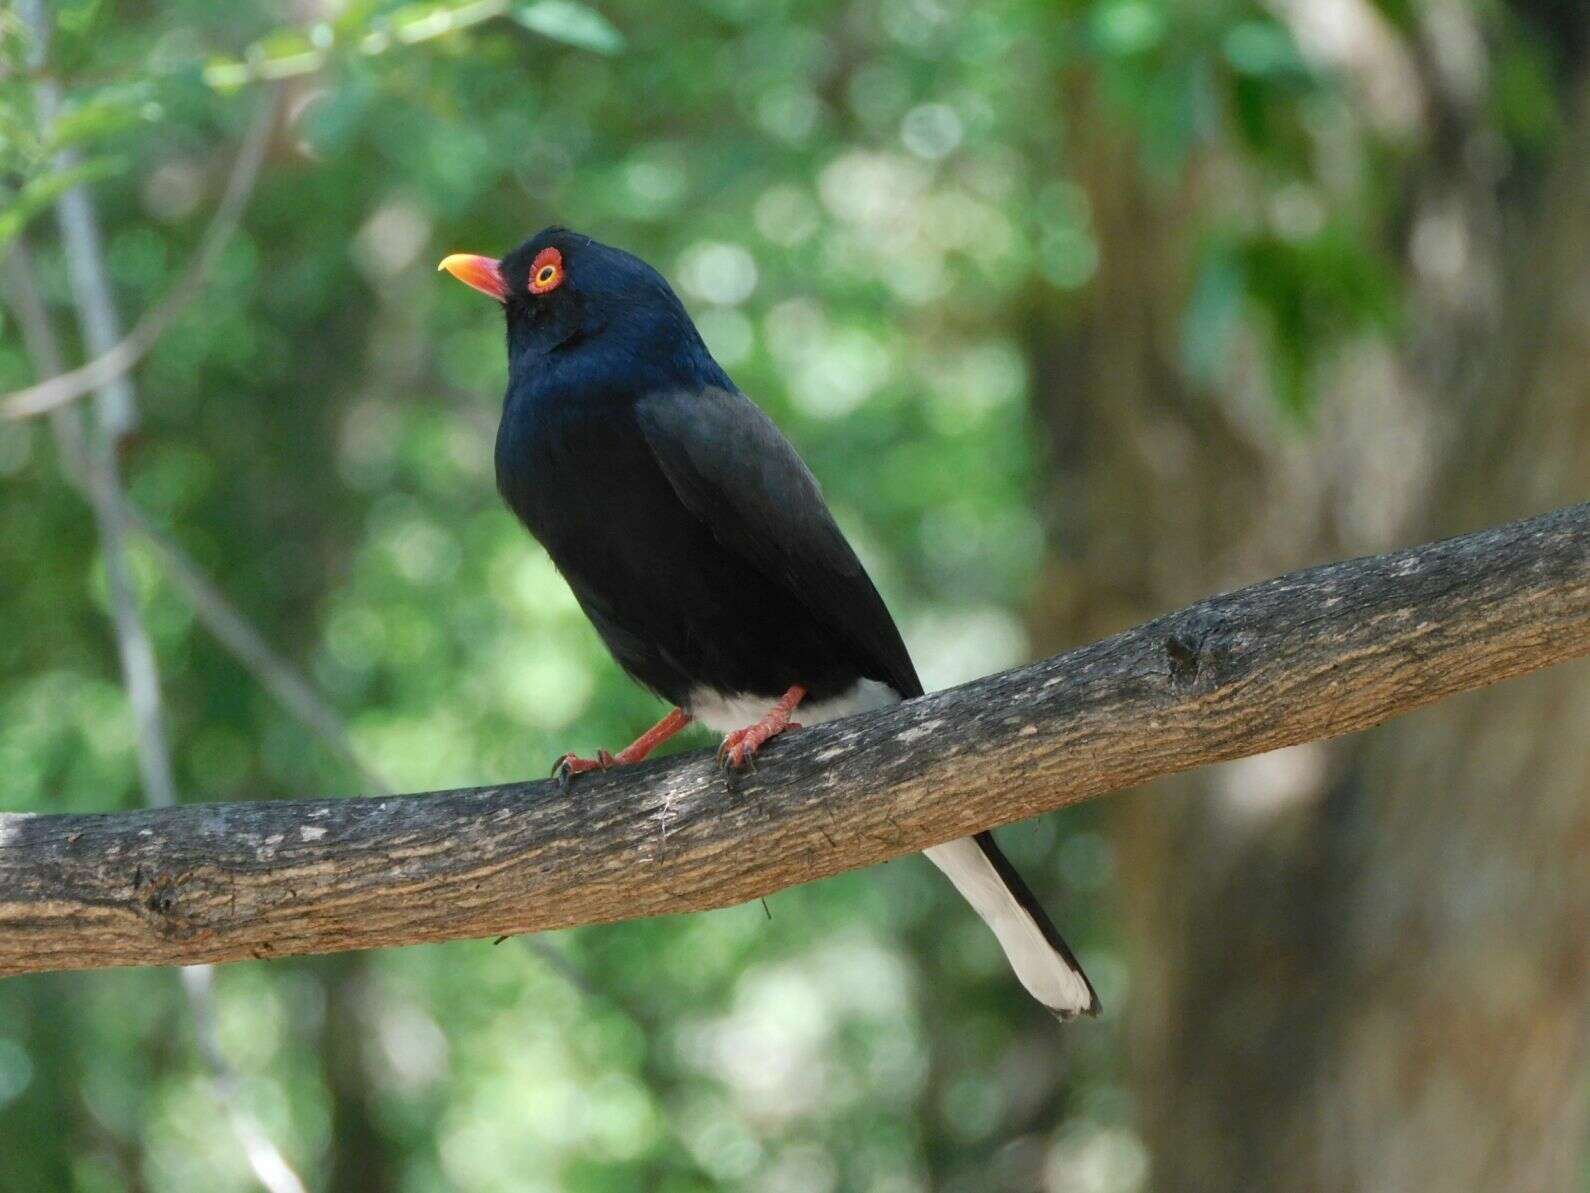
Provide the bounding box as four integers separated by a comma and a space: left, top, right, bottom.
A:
1189, 223, 1401, 417
515, 2, 626, 55
0, 0, 1570, 1189
0, 156, 123, 250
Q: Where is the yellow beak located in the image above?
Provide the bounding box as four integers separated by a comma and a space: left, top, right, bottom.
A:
438, 253, 507, 302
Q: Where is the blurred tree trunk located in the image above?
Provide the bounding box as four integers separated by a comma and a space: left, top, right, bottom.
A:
1026, 30, 1590, 1193
1306, 63, 1590, 1189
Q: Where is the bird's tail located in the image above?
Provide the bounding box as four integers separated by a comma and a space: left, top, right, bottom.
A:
923, 832, 1100, 1019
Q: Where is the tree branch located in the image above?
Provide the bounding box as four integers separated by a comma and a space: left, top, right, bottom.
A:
2, 502, 1586, 977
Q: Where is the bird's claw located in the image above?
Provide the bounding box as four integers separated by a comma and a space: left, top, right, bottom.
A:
717, 721, 801, 771
552, 749, 615, 788
716, 731, 754, 771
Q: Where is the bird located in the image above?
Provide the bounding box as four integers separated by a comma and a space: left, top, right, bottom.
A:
439, 228, 1100, 1019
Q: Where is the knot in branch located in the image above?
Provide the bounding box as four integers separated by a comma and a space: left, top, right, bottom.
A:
1165, 610, 1236, 692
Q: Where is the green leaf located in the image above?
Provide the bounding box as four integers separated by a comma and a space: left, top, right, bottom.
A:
1089, 0, 1166, 57
202, 56, 254, 91
43, 84, 157, 153
0, 157, 124, 251
514, 1, 625, 55
1222, 21, 1305, 78
1493, 41, 1563, 151
1181, 245, 1243, 384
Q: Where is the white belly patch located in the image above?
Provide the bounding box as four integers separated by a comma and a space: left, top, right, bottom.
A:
687, 678, 901, 732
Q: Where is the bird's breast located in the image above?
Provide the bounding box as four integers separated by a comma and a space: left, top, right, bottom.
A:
496, 396, 639, 544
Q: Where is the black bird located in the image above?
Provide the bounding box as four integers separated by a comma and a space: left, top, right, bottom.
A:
440, 229, 1100, 1019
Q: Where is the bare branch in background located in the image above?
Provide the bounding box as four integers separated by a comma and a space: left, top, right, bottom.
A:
5, 240, 388, 794
119, 505, 393, 793
179, 966, 310, 1193
1, 501, 1584, 975
8, 8, 308, 1189
2, 239, 91, 481
1, 87, 279, 423
19, 0, 176, 802
4, 242, 310, 1193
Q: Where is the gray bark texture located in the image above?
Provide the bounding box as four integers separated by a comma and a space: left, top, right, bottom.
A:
1, 504, 1586, 977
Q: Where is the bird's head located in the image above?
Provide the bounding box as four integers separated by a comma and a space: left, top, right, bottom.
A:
439, 228, 711, 383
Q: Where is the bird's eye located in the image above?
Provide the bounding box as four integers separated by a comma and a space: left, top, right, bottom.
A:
529, 247, 564, 295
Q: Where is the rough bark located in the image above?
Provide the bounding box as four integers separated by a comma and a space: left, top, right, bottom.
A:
0, 505, 1585, 976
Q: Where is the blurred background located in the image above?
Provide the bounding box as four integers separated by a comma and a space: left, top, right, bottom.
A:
1, 0, 1586, 1189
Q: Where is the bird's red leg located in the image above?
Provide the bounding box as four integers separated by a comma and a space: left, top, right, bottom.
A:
555, 707, 693, 780
719, 685, 806, 769
612, 707, 693, 763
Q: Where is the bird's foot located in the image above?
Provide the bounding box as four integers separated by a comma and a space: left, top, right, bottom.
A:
717, 685, 806, 770
552, 708, 694, 788
552, 749, 616, 786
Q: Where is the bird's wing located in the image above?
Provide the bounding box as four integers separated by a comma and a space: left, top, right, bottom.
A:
634, 386, 922, 699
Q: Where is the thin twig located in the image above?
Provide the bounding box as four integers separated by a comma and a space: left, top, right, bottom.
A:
1, 239, 90, 481
120, 505, 393, 793
25, 8, 175, 804
180, 967, 310, 1193
1, 87, 279, 422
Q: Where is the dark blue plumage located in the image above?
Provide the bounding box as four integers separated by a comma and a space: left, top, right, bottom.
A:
490, 228, 920, 713
441, 228, 1099, 1019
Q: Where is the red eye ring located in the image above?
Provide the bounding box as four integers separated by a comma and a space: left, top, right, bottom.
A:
529, 246, 564, 294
